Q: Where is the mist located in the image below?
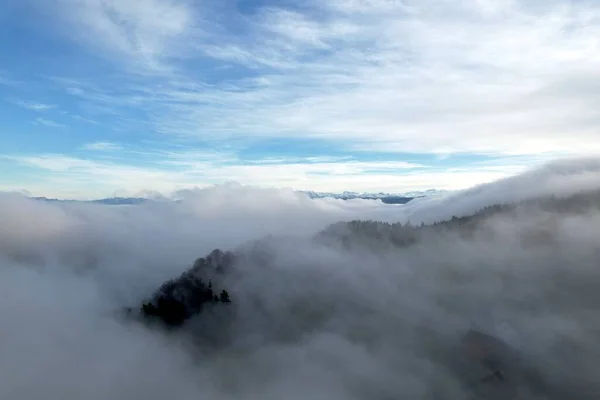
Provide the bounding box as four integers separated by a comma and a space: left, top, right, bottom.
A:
1, 159, 600, 399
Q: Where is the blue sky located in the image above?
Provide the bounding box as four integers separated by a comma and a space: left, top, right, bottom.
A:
1, 0, 599, 199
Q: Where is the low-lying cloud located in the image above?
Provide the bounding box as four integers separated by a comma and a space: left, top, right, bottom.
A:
1, 158, 600, 399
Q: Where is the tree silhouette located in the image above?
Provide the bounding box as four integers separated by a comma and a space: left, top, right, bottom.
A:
219, 290, 231, 303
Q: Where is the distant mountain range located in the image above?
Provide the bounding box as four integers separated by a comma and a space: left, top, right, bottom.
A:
30, 189, 448, 205
302, 189, 448, 203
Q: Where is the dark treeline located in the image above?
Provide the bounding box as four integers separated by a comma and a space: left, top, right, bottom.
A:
140, 249, 234, 326
318, 188, 600, 249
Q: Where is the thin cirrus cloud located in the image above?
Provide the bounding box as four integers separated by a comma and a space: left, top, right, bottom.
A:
49, 0, 600, 154
33, 118, 66, 128
10, 99, 56, 112
81, 142, 123, 151
53, 0, 196, 73
3, 148, 525, 199
0, 0, 599, 197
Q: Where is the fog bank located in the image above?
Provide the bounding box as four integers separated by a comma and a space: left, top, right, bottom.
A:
1, 158, 600, 399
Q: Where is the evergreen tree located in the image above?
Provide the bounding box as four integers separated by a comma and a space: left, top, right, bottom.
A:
219, 290, 231, 303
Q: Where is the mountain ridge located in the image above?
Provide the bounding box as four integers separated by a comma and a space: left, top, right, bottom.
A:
136, 186, 600, 327
28, 189, 448, 205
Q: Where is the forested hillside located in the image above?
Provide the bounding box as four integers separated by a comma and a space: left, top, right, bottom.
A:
138, 187, 600, 327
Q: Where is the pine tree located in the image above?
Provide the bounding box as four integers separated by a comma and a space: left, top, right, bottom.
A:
219, 289, 231, 303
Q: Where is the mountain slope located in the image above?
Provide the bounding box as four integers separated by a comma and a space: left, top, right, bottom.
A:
136, 187, 600, 327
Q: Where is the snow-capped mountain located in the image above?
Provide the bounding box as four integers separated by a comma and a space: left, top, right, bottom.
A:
300, 189, 449, 203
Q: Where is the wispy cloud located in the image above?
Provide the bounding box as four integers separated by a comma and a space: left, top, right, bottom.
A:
10, 99, 56, 111
71, 115, 99, 124
66, 87, 84, 96
33, 118, 66, 128
38, 0, 600, 157
246, 156, 354, 165
3, 149, 523, 198
54, 0, 197, 73
0, 70, 26, 88
81, 142, 122, 151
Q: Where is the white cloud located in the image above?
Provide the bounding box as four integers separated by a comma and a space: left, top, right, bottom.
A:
72, 115, 100, 124
1, 158, 600, 399
81, 142, 123, 151
66, 87, 85, 95
2, 149, 530, 198
400, 156, 600, 224
40, 0, 600, 157
33, 118, 66, 128
0, 70, 23, 88
10, 100, 56, 111
54, 0, 196, 72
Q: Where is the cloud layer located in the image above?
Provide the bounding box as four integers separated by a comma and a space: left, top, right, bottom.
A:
44, 0, 600, 154
1, 158, 600, 399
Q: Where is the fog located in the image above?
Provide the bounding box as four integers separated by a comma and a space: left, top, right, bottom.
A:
1, 159, 600, 399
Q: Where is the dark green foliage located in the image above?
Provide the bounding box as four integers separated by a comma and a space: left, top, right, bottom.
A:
316, 218, 420, 249
139, 249, 234, 326
141, 296, 187, 326
219, 290, 231, 303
